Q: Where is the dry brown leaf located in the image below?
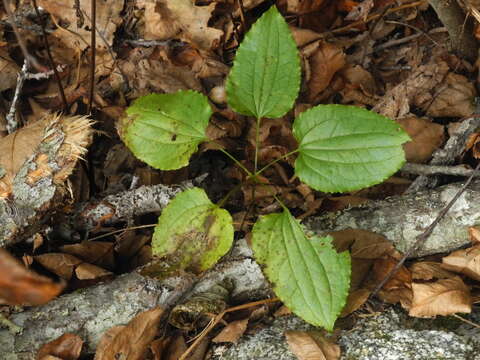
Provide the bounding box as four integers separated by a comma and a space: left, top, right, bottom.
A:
113, 58, 202, 99
374, 61, 450, 119
141, 0, 223, 51
150, 337, 170, 360
37, 333, 83, 360
372, 256, 413, 308
397, 116, 445, 163
465, 133, 480, 159
75, 263, 113, 281
303, 41, 346, 101
95, 307, 164, 360
409, 277, 472, 317
341, 288, 371, 317
469, 227, 480, 243
0, 47, 19, 92
320, 196, 368, 212
410, 261, 455, 281
274, 305, 292, 317
373, 257, 412, 290
212, 318, 249, 344
37, 0, 123, 51
330, 229, 395, 259
163, 334, 188, 360
35, 253, 83, 281
0, 249, 64, 305
345, 0, 374, 21
442, 246, 480, 281
60, 241, 115, 270
285, 331, 340, 360
416, 73, 477, 118
330, 229, 397, 292
340, 64, 378, 106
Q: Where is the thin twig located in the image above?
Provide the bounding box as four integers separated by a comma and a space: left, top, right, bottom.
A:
453, 314, 480, 329
402, 163, 480, 177
125, 39, 171, 47
371, 161, 480, 298
24, 65, 65, 80
373, 27, 447, 52
6, 60, 28, 134
300, 0, 428, 48
236, 0, 246, 32
32, 0, 68, 113
88, 0, 96, 114
81, 10, 130, 92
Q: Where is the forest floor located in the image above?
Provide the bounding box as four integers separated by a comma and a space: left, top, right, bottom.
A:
2, 0, 480, 359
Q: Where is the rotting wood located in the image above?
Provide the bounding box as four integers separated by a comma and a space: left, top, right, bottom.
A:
0, 114, 93, 248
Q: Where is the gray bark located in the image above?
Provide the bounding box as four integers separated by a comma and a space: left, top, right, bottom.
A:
306, 180, 480, 257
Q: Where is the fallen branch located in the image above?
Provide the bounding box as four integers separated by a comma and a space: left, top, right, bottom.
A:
73, 180, 199, 232
371, 161, 480, 297
0, 239, 269, 357
407, 113, 480, 193
306, 179, 480, 258
401, 163, 480, 177
6, 60, 28, 134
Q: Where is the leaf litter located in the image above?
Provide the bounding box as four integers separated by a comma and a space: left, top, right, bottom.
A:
0, 0, 479, 358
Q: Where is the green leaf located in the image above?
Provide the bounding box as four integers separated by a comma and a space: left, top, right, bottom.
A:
226, 6, 301, 119
293, 105, 410, 192
252, 209, 350, 330
152, 187, 234, 273
120, 91, 211, 170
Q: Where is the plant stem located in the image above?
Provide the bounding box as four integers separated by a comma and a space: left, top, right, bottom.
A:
215, 146, 253, 177
255, 149, 299, 177
254, 117, 261, 173
217, 182, 243, 208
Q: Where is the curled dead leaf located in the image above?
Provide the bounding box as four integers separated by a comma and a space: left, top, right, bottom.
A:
141, 0, 223, 51
285, 330, 340, 360
95, 307, 164, 360
397, 116, 445, 163
302, 41, 346, 102
415, 73, 477, 118
0, 249, 64, 306
410, 261, 455, 281
442, 245, 480, 281
212, 318, 249, 344
37, 333, 83, 360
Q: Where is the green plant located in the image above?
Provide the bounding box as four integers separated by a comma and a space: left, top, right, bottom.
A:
119, 6, 409, 331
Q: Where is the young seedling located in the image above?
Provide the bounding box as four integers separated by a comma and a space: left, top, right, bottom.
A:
119, 6, 409, 330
